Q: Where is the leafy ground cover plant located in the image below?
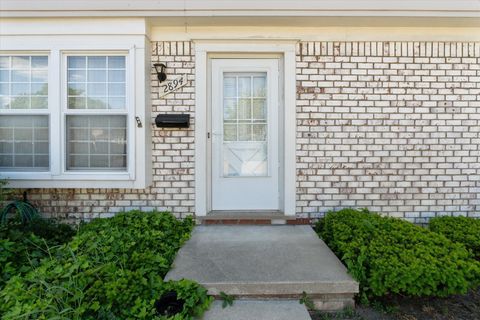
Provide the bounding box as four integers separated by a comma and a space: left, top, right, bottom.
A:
0, 218, 75, 290
430, 216, 480, 260
316, 208, 480, 303
0, 210, 212, 320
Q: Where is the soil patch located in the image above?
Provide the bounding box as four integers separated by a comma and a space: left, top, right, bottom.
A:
310, 288, 480, 320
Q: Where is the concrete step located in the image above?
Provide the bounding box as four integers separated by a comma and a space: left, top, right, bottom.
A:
166, 225, 359, 311
200, 300, 312, 320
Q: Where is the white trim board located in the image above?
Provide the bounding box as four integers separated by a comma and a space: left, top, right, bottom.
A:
194, 40, 297, 217
151, 26, 480, 42
1, 1, 479, 18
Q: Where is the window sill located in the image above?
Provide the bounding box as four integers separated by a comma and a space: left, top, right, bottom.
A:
0, 172, 148, 189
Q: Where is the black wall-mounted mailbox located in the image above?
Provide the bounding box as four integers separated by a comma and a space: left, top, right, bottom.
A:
155, 114, 190, 128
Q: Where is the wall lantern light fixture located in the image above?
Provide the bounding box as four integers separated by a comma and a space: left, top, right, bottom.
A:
154, 63, 167, 83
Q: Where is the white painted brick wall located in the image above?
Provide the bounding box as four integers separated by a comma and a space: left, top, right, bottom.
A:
21, 41, 480, 224
297, 42, 480, 223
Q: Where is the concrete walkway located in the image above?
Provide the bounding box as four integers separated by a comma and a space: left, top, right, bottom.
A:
201, 300, 311, 320
165, 225, 358, 317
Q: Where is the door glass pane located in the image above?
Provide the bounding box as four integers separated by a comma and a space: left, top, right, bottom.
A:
252, 99, 267, 120
222, 72, 268, 177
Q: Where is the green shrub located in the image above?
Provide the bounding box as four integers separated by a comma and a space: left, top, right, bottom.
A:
317, 208, 480, 302
430, 216, 480, 260
0, 210, 212, 320
0, 178, 10, 204
0, 218, 75, 290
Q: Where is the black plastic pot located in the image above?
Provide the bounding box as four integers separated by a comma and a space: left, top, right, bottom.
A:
155, 291, 185, 316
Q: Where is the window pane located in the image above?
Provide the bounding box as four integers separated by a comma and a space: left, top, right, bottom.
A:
31, 56, 48, 68
108, 83, 125, 96
224, 124, 237, 141
253, 99, 267, 120
0, 57, 10, 68
10, 96, 30, 109
238, 77, 251, 97
11, 83, 30, 95
108, 70, 125, 82
66, 115, 127, 171
31, 96, 48, 109
11, 70, 29, 82
223, 99, 236, 120
88, 56, 106, 69
222, 72, 268, 177
238, 99, 251, 120
87, 83, 106, 96
223, 142, 268, 177
67, 56, 126, 110
32, 83, 48, 95
12, 56, 30, 69
108, 56, 125, 69
0, 115, 49, 171
68, 97, 86, 109
0, 83, 8, 95
107, 97, 125, 109
68, 56, 86, 69
253, 77, 266, 97
223, 77, 236, 97
68, 83, 85, 96
0, 70, 9, 82
0, 56, 48, 110
87, 70, 106, 82
68, 70, 86, 82
238, 124, 251, 141
0, 97, 10, 109
89, 97, 107, 109
31, 70, 48, 82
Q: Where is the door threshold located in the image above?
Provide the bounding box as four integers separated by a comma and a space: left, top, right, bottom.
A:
197, 210, 296, 225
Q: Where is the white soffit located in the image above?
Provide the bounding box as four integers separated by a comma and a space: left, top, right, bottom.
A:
1, 0, 479, 18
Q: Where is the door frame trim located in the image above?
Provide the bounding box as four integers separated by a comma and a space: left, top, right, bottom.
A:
194, 40, 297, 217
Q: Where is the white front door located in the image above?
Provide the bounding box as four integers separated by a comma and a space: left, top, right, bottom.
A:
211, 59, 280, 211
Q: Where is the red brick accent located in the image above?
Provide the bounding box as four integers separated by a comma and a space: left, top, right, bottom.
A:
287, 218, 313, 225
203, 218, 313, 225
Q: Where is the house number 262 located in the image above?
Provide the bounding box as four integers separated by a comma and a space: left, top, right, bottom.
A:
159, 74, 188, 98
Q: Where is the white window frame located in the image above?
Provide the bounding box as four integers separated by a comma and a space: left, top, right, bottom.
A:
0, 36, 151, 189
0, 52, 52, 179
60, 52, 134, 180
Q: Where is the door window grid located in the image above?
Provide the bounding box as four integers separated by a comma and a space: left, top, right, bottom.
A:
0, 56, 48, 110
223, 73, 267, 142
222, 72, 268, 177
